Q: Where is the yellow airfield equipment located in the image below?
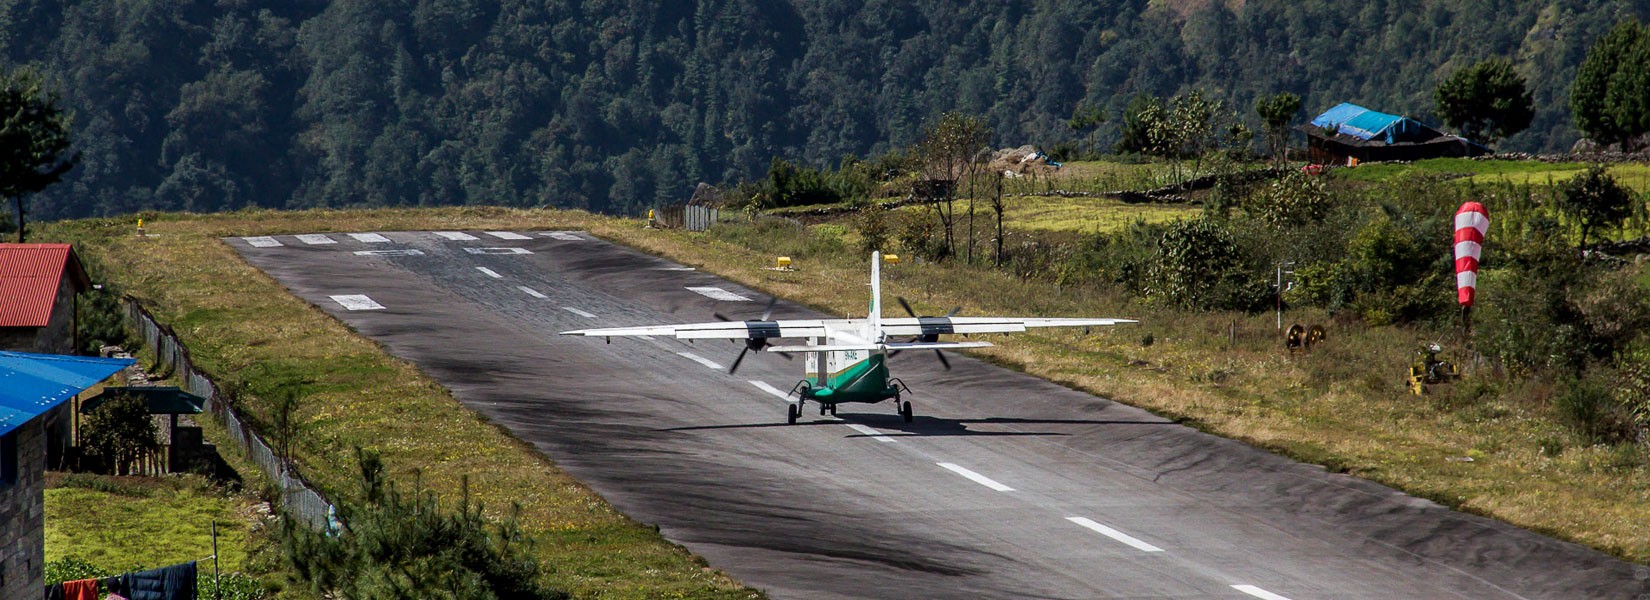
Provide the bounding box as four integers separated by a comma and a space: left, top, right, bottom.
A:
1408, 342, 1460, 395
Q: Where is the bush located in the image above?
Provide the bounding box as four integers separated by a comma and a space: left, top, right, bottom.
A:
1060, 219, 1165, 289
1147, 218, 1268, 311
80, 393, 160, 475
854, 202, 892, 253
1555, 373, 1639, 445
895, 208, 947, 261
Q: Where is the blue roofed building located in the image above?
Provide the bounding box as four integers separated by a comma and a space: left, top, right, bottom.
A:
1306, 103, 1487, 165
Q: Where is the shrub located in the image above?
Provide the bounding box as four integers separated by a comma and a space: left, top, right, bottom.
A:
1555, 373, 1639, 445
1147, 218, 1268, 311
895, 208, 947, 261
80, 392, 160, 475
854, 202, 892, 253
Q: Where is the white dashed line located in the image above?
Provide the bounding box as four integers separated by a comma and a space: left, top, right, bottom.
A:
545, 231, 583, 241
1066, 517, 1164, 552
485, 231, 532, 240
434, 231, 480, 240
242, 236, 281, 248
329, 295, 385, 310
517, 286, 548, 299
653, 267, 697, 271
476, 267, 502, 279
686, 287, 751, 301
748, 380, 793, 400
348, 232, 391, 243
561, 307, 596, 318
1232, 585, 1292, 600
677, 352, 723, 370
846, 424, 897, 443
464, 247, 534, 255
937, 463, 1014, 492
295, 234, 335, 245
354, 249, 424, 257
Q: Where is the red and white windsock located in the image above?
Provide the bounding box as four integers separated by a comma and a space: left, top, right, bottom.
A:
1453, 202, 1490, 307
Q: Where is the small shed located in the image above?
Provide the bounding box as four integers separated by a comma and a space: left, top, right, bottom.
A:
78, 386, 209, 474
1304, 103, 1488, 165
0, 244, 91, 355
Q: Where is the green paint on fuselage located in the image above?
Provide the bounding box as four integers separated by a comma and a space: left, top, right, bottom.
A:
803, 353, 899, 405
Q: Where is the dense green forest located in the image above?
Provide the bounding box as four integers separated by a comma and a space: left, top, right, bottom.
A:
4, 0, 1648, 221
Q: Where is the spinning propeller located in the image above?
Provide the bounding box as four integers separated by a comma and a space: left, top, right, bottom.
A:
891, 297, 962, 370
715, 296, 791, 374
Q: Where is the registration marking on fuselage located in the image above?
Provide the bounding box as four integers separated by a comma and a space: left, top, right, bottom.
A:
476, 267, 503, 279
348, 232, 391, 243
354, 249, 424, 257
686, 287, 751, 301
677, 352, 724, 370
937, 463, 1014, 492
1231, 585, 1292, 600
517, 286, 548, 299
561, 307, 596, 318
485, 231, 532, 240
1066, 517, 1164, 552
434, 231, 480, 240
329, 294, 385, 311
846, 424, 897, 443
295, 234, 336, 245
242, 236, 282, 248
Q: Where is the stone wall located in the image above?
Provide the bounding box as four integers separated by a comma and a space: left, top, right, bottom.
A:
0, 420, 47, 600
0, 274, 77, 354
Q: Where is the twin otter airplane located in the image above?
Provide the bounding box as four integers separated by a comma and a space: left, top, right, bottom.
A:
561, 252, 1135, 424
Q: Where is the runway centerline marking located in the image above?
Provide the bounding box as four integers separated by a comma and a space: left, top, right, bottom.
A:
748, 381, 792, 401
562, 307, 596, 318
485, 231, 532, 240
464, 247, 533, 255
1066, 517, 1164, 552
1231, 585, 1292, 600
295, 234, 335, 245
354, 249, 423, 257
544, 231, 583, 241
348, 232, 391, 243
653, 267, 696, 271
329, 294, 385, 311
476, 267, 503, 279
937, 463, 1014, 492
242, 236, 281, 248
517, 286, 548, 299
686, 287, 751, 301
846, 423, 897, 443
677, 352, 724, 370
434, 231, 480, 240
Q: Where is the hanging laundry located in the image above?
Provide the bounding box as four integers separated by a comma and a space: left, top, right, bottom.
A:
61, 578, 99, 600
117, 561, 197, 600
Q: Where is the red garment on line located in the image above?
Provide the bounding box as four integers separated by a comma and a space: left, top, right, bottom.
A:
61, 578, 99, 600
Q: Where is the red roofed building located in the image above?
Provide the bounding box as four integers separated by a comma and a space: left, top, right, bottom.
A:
0, 244, 90, 354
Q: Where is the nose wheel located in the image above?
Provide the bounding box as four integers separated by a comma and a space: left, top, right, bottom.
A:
899, 398, 913, 423
787, 403, 801, 424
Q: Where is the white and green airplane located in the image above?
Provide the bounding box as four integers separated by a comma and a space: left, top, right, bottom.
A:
561, 252, 1136, 424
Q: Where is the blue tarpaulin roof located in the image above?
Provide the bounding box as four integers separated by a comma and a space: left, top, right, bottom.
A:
1310, 103, 1429, 144
0, 350, 134, 437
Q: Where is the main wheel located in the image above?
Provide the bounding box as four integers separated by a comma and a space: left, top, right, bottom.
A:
900, 401, 913, 423
787, 403, 799, 424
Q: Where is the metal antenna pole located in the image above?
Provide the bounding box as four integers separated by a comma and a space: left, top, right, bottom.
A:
212, 520, 220, 600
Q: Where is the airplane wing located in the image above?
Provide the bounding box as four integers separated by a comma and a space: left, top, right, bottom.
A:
763, 341, 995, 353
560, 319, 831, 340
878, 316, 1136, 336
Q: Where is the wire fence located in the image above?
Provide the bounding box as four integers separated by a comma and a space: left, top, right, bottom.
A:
124, 299, 335, 531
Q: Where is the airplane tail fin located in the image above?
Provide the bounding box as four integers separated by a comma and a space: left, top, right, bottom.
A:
870, 251, 882, 340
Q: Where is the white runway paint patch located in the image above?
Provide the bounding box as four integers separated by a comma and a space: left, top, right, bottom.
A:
348, 232, 391, 243
937, 463, 1014, 492
1231, 585, 1292, 600
686, 287, 751, 301
748, 380, 792, 400
653, 267, 697, 271
295, 234, 336, 245
846, 423, 897, 443
544, 231, 583, 241
485, 231, 532, 240
1066, 517, 1164, 552
434, 231, 480, 240
476, 267, 503, 279
354, 249, 424, 257
330, 294, 385, 311
561, 307, 596, 318
464, 247, 534, 255
242, 236, 282, 248
677, 352, 724, 370
517, 286, 548, 299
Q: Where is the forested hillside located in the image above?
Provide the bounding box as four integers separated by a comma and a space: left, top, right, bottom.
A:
4, 0, 1647, 221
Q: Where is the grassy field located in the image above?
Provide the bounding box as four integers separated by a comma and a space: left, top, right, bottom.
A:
1337, 158, 1650, 193
1000, 195, 1198, 232
44, 474, 259, 575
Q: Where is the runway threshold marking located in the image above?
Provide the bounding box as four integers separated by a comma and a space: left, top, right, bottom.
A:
354, 249, 424, 257
476, 267, 503, 278
295, 234, 336, 245
329, 294, 385, 311
937, 463, 1014, 492
1231, 585, 1292, 600
485, 231, 532, 240
434, 231, 480, 240
846, 423, 897, 443
686, 287, 751, 301
465, 247, 534, 255
242, 236, 282, 248
348, 232, 391, 243
517, 286, 548, 299
677, 352, 724, 370
562, 307, 597, 318
544, 231, 583, 241
1066, 517, 1164, 552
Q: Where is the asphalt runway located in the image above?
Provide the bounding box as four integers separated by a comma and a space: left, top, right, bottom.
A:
230, 231, 1650, 599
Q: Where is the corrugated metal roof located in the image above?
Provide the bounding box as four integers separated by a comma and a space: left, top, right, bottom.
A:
0, 350, 134, 437
1309, 102, 1429, 144
0, 243, 88, 328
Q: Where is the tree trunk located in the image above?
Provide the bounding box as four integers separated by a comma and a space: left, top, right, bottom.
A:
14, 194, 23, 243
994, 175, 1005, 267
967, 176, 975, 264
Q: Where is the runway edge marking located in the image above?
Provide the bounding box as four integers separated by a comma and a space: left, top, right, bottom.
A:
846, 423, 897, 443
1066, 517, 1164, 552
562, 306, 597, 318
1231, 585, 1292, 600
518, 286, 549, 299
676, 352, 724, 370
329, 294, 385, 311
476, 267, 503, 279
937, 462, 1014, 492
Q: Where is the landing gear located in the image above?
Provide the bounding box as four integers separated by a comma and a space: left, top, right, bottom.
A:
899, 399, 913, 423
787, 403, 800, 424
818, 403, 837, 416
